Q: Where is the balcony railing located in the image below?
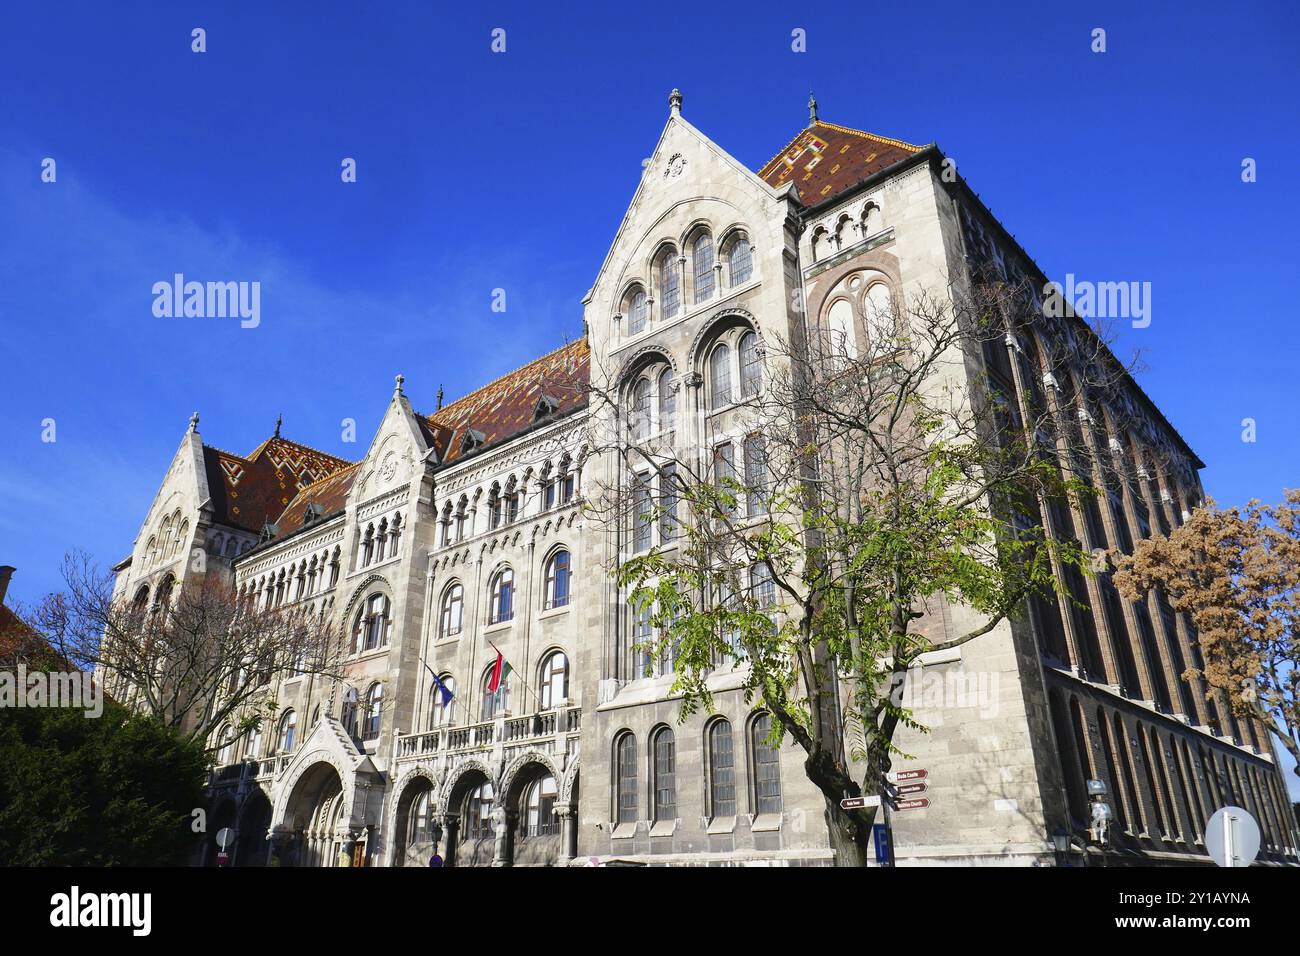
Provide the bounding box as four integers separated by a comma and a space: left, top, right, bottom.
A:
395, 705, 582, 767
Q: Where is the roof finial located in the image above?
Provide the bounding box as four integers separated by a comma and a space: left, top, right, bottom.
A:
395, 373, 405, 396
188, 411, 199, 433
808, 91, 818, 128
669, 88, 682, 116
436, 384, 444, 410
274, 413, 282, 438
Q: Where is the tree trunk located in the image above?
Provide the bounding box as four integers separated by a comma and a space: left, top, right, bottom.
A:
805, 748, 876, 867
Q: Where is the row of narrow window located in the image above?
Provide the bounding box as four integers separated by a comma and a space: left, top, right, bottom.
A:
240, 547, 342, 611
440, 466, 578, 546
614, 714, 780, 825
623, 232, 754, 337
358, 513, 403, 568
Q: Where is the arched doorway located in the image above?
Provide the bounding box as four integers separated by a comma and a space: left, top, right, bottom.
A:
502, 759, 563, 867
283, 762, 348, 867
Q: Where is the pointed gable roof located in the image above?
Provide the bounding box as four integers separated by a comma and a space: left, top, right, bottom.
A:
758, 120, 925, 209
202, 434, 354, 534
423, 339, 590, 465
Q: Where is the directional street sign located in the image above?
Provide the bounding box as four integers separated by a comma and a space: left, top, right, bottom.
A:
886, 769, 928, 783
894, 798, 930, 811
840, 795, 882, 810
896, 782, 928, 796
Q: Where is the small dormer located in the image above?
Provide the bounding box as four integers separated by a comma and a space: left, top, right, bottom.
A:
534, 393, 560, 422
260, 521, 279, 542
460, 428, 486, 455
303, 503, 326, 526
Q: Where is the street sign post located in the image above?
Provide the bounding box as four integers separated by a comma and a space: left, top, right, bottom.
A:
886, 769, 928, 783
872, 823, 892, 866
894, 798, 930, 811
895, 782, 928, 796
840, 795, 881, 810
1205, 806, 1260, 868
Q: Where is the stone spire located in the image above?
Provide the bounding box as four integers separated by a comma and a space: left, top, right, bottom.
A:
274, 413, 282, 438
436, 384, 444, 410
395, 373, 405, 397
669, 88, 682, 116
808, 91, 818, 127
188, 411, 199, 433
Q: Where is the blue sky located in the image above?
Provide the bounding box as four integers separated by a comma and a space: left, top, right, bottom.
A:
1, 3, 1297, 779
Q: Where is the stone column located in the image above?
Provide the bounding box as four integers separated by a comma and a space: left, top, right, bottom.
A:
556, 805, 577, 864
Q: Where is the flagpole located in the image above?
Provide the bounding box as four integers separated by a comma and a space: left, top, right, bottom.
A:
487, 641, 543, 708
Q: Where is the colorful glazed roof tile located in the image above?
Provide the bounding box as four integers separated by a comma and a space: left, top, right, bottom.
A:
203, 435, 353, 535
423, 339, 590, 465
758, 120, 925, 209
272, 461, 362, 539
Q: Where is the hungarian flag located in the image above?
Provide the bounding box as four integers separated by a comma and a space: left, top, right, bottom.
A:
430, 671, 454, 706
487, 646, 512, 693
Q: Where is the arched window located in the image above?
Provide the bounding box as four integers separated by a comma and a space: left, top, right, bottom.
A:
727, 235, 753, 286
522, 775, 559, 836
440, 582, 464, 637
863, 202, 883, 236
361, 524, 375, 566
539, 650, 569, 709
739, 330, 761, 397
363, 683, 383, 740
659, 250, 681, 319
489, 568, 514, 624
132, 584, 150, 611
464, 781, 495, 840
408, 790, 431, 849
709, 342, 732, 409
544, 550, 571, 610
827, 298, 856, 361
215, 726, 235, 765
430, 674, 457, 726
864, 282, 894, 344
615, 732, 637, 824
652, 726, 676, 822
657, 368, 676, 432
340, 686, 359, 738
354, 593, 391, 653
626, 287, 648, 336
246, 723, 263, 760
751, 713, 782, 814
692, 232, 715, 303
631, 377, 652, 442
278, 710, 297, 754
708, 719, 736, 817
481, 664, 510, 720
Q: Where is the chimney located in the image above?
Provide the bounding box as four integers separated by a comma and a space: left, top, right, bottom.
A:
0, 566, 14, 605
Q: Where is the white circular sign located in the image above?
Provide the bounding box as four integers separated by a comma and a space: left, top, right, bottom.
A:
1204, 806, 1260, 867
215, 827, 234, 851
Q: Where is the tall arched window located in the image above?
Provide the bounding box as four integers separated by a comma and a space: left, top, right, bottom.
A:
216, 726, 235, 765
465, 781, 495, 840
692, 232, 715, 303
539, 650, 569, 709
440, 582, 464, 637
657, 368, 676, 432
430, 674, 457, 726
631, 377, 652, 442
652, 726, 676, 822
864, 282, 893, 344
523, 775, 559, 836
708, 719, 736, 817
340, 686, 359, 738
489, 568, 514, 624
544, 550, 571, 610
278, 710, 297, 754
659, 250, 681, 319
615, 732, 638, 824
727, 235, 753, 285
246, 723, 263, 760
363, 683, 383, 740
481, 665, 510, 719
355, 593, 391, 653
626, 287, 648, 336
408, 790, 431, 851
751, 713, 782, 814
361, 524, 375, 566
739, 330, 761, 397
827, 298, 856, 361
709, 342, 732, 409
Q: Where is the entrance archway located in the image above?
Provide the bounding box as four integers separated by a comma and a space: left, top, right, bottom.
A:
392, 775, 439, 867
283, 762, 347, 867
236, 788, 273, 866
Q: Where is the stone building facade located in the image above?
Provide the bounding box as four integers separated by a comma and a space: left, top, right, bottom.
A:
111, 92, 1298, 867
